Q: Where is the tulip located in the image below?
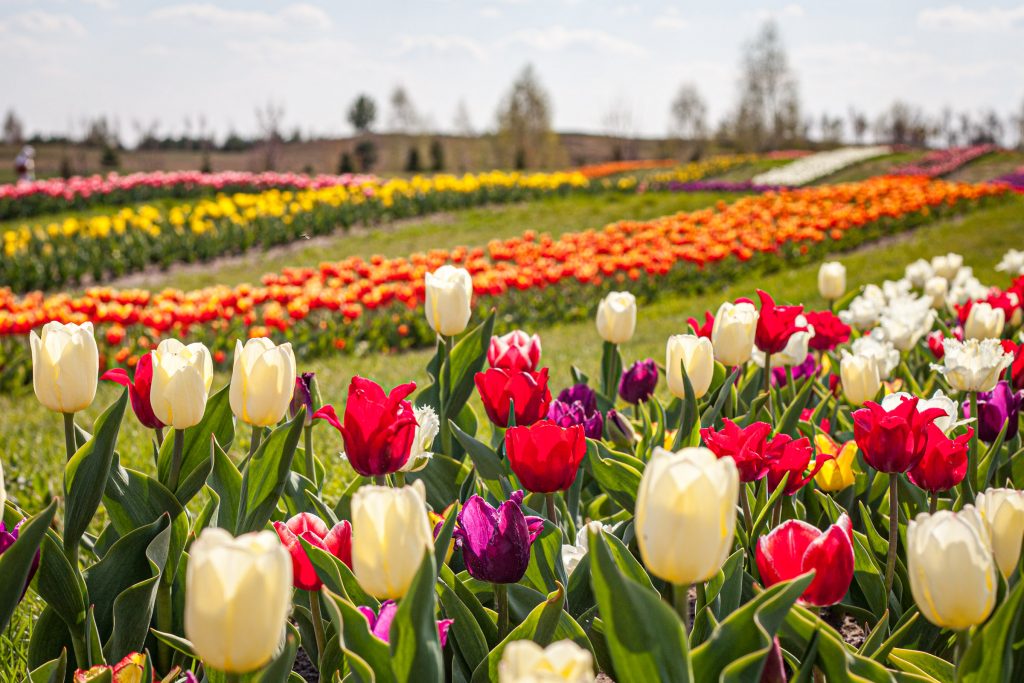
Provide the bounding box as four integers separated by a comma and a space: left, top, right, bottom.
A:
907, 507, 996, 630
908, 425, 972, 494
853, 396, 946, 473
454, 490, 544, 584
400, 405, 439, 472
424, 265, 473, 336
618, 358, 658, 404
933, 338, 1013, 393
817, 261, 846, 301
665, 334, 714, 399
546, 399, 603, 439
756, 514, 854, 606
764, 433, 819, 496
812, 434, 858, 492
184, 528, 292, 674
313, 377, 417, 477
230, 338, 297, 428
883, 390, 963, 434
905, 258, 934, 287
30, 321, 98, 414
604, 409, 637, 449
595, 291, 636, 344
931, 252, 964, 280
488, 330, 542, 371
700, 418, 773, 483
73, 653, 149, 683
350, 481, 434, 600
475, 367, 552, 427
635, 447, 738, 585
851, 332, 900, 380
101, 353, 164, 430
975, 488, 1024, 579
358, 600, 453, 646
840, 351, 881, 406
687, 310, 715, 338
964, 302, 1005, 340
804, 310, 850, 351
561, 521, 609, 576
1010, 342, 1024, 392
754, 290, 806, 356
877, 296, 935, 351
711, 301, 758, 366
754, 313, 814, 369
273, 512, 352, 590
506, 421, 587, 494
924, 276, 948, 309
498, 640, 595, 683
150, 339, 213, 430
996, 248, 1024, 277
963, 381, 1023, 443
557, 384, 598, 416
290, 372, 319, 426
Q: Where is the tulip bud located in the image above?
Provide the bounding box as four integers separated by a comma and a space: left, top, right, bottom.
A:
964, 302, 1005, 341
604, 409, 637, 449
425, 265, 473, 336
817, 261, 846, 300
907, 507, 996, 630
185, 528, 292, 674
635, 447, 738, 585
498, 640, 595, 683
665, 334, 714, 399
839, 351, 881, 406
150, 339, 213, 430
351, 481, 434, 599
30, 321, 98, 413
924, 276, 948, 309
290, 372, 320, 426
975, 488, 1024, 579
230, 338, 297, 428
711, 301, 758, 366
596, 291, 636, 344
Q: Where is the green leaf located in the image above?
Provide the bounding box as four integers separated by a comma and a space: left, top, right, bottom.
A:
437, 577, 489, 676
208, 437, 243, 533
774, 374, 816, 437
0, 501, 58, 632
236, 411, 305, 533
299, 536, 378, 611
440, 565, 499, 648
149, 629, 196, 658
818, 493, 887, 619
391, 551, 444, 683
35, 533, 87, 632
958, 574, 1024, 682
26, 607, 73, 673
21, 650, 66, 683
888, 649, 954, 682
523, 519, 567, 595
443, 311, 495, 418
433, 502, 459, 572
321, 588, 395, 683
450, 420, 511, 500
584, 440, 642, 513
157, 385, 233, 505
251, 622, 300, 683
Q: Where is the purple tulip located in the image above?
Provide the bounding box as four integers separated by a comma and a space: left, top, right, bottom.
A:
453, 491, 544, 584
0, 520, 40, 599
771, 354, 818, 388
618, 359, 658, 404
290, 372, 317, 425
963, 381, 1023, 443
547, 399, 604, 439
556, 384, 597, 417
605, 409, 637, 448
358, 600, 453, 647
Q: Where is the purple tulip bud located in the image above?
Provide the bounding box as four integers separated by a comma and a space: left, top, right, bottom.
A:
291, 372, 318, 425
0, 520, 40, 599
605, 409, 637, 448
557, 384, 597, 417
963, 381, 1023, 443
618, 359, 658, 404
453, 491, 544, 584
358, 600, 453, 647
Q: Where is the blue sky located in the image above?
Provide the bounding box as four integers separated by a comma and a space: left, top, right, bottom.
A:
1, 0, 1022, 141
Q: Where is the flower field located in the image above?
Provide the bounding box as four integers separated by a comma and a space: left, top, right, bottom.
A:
753, 146, 892, 186
889, 145, 997, 178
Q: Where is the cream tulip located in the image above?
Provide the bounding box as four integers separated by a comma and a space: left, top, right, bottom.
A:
930, 253, 964, 280
964, 302, 1005, 341
150, 339, 213, 430
30, 321, 98, 414
924, 276, 948, 309
665, 334, 714, 399
711, 301, 758, 366
498, 640, 595, 683
907, 507, 996, 630
351, 480, 434, 599
229, 338, 297, 427
424, 265, 473, 336
635, 447, 738, 585
840, 351, 881, 406
932, 338, 1013, 393
185, 528, 292, 674
595, 291, 636, 344
976, 488, 1024, 579
818, 261, 846, 300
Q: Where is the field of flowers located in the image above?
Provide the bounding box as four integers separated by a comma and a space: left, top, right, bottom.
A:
890, 145, 997, 178
753, 146, 892, 186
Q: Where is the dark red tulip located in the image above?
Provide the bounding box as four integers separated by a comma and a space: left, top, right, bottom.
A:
764, 433, 820, 496
701, 418, 773, 483
474, 367, 551, 427
908, 424, 972, 493
804, 310, 851, 351
101, 353, 163, 429
453, 491, 544, 584
505, 420, 587, 493
755, 290, 807, 355
273, 513, 352, 591
290, 372, 318, 426
313, 377, 417, 476
756, 514, 854, 607
687, 310, 714, 338
852, 397, 947, 473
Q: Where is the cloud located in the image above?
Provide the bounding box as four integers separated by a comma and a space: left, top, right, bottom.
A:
395, 34, 489, 61
918, 4, 1024, 30
82, 0, 118, 10
150, 3, 332, 32
749, 3, 805, 22
653, 7, 687, 30
478, 6, 501, 18
502, 26, 647, 56
0, 10, 86, 36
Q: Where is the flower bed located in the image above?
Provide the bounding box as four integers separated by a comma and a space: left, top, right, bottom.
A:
995, 167, 1024, 192
889, 144, 997, 177
574, 159, 676, 178
752, 146, 891, 186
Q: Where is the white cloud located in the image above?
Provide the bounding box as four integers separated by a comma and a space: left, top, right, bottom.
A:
502, 26, 646, 56
82, 0, 118, 10
653, 7, 687, 31
150, 3, 332, 32
749, 3, 805, 22
0, 10, 86, 36
918, 4, 1024, 31
395, 34, 489, 61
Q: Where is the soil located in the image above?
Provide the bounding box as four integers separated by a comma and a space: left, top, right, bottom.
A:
293, 647, 319, 683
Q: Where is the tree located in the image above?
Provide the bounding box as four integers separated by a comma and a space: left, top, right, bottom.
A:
668, 84, 707, 140
354, 139, 378, 171
255, 101, 285, 171
429, 138, 445, 171
338, 151, 355, 174
728, 21, 802, 151
495, 64, 558, 169
874, 101, 928, 146
389, 86, 420, 134
819, 113, 843, 144
348, 94, 377, 134
602, 98, 636, 160
3, 110, 25, 145
847, 107, 868, 144
453, 100, 474, 136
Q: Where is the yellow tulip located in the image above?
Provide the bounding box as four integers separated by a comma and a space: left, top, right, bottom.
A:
812, 434, 858, 492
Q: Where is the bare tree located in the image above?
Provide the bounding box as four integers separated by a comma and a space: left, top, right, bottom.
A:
453, 100, 474, 136
602, 97, 636, 160
728, 21, 802, 151
819, 112, 843, 144
847, 107, 868, 144
388, 86, 421, 134
1014, 97, 1024, 149
495, 64, 558, 169
255, 101, 285, 171
3, 110, 25, 145
668, 84, 707, 140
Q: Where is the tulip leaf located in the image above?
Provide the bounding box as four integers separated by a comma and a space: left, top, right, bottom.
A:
523, 519, 567, 595
440, 565, 499, 647
207, 437, 242, 532
589, 530, 693, 683
445, 311, 496, 414
300, 536, 378, 611
749, 472, 790, 542
321, 588, 395, 683
958, 574, 1024, 682
236, 411, 305, 534
21, 649, 66, 683
342, 647, 379, 683
0, 500, 57, 633
35, 532, 87, 632
671, 359, 699, 451
391, 551, 444, 683
26, 607, 73, 673
84, 604, 105, 667
817, 492, 887, 620
888, 649, 954, 682
281, 471, 320, 518
157, 385, 233, 506
437, 577, 489, 675
64, 390, 128, 553
433, 501, 459, 572
149, 629, 196, 658
411, 454, 473, 512
450, 420, 511, 500
701, 366, 741, 429
584, 440, 642, 513
565, 553, 594, 618
599, 340, 623, 403
774, 374, 816, 438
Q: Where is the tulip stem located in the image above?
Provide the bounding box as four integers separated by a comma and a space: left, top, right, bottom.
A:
673, 583, 691, 633
494, 583, 510, 639
224, 674, 241, 683
739, 488, 753, 535
156, 580, 173, 673
304, 424, 317, 489
545, 493, 559, 529
955, 629, 971, 671
929, 492, 938, 514
62, 412, 76, 460
968, 391, 979, 503
884, 475, 899, 599
154, 426, 164, 447
249, 424, 265, 459
440, 335, 454, 457
763, 354, 773, 418
394, 471, 406, 487
374, 474, 389, 487
167, 429, 185, 493
309, 589, 327, 672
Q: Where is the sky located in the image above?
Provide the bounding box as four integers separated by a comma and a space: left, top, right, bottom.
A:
0, 0, 1022, 142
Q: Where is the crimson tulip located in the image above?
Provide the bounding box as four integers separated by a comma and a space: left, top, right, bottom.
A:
505, 420, 587, 493
101, 353, 163, 430
687, 310, 714, 338
756, 514, 854, 607
1007, 341, 1024, 392
852, 396, 947, 473
804, 310, 851, 351
700, 418, 773, 483
475, 367, 551, 427
313, 377, 417, 476
755, 290, 807, 355
273, 512, 352, 591
764, 433, 819, 496
488, 330, 542, 372
908, 424, 972, 493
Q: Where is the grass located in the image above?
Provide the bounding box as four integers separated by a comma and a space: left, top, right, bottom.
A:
809, 151, 925, 185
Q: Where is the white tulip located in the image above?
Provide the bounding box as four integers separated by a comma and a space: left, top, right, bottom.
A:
851, 331, 900, 380
964, 302, 1005, 341
932, 338, 1013, 393
498, 640, 595, 683
905, 259, 934, 288
751, 146, 890, 185
996, 249, 1024, 278
425, 265, 473, 336
840, 290, 885, 330
877, 296, 935, 351
930, 253, 964, 280
596, 292, 636, 344
818, 261, 846, 300
400, 405, 439, 472
560, 521, 612, 576
150, 339, 213, 430
882, 390, 963, 433
840, 351, 881, 406
711, 301, 758, 366
976, 488, 1024, 580
229, 338, 296, 428
923, 276, 948, 309
30, 321, 98, 414
665, 334, 714, 399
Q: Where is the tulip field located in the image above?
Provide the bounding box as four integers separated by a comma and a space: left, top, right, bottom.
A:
2, 150, 1024, 683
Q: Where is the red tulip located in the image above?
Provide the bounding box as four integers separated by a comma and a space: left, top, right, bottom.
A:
313, 377, 417, 476
755, 290, 807, 355
1005, 340, 1024, 392
273, 513, 352, 591
908, 424, 973, 493
700, 418, 773, 483
100, 353, 163, 429
852, 396, 947, 473
927, 331, 946, 360
687, 310, 714, 338
475, 367, 551, 427
505, 420, 587, 493
488, 330, 542, 372
804, 310, 851, 351
756, 514, 854, 607
764, 433, 820, 496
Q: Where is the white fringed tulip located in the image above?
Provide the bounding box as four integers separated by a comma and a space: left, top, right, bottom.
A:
932, 338, 1013, 393
840, 351, 880, 406
753, 314, 814, 368
596, 292, 636, 344
351, 480, 434, 599
818, 261, 846, 300
150, 339, 213, 430
399, 405, 439, 473
964, 302, 1005, 341
229, 338, 296, 427
425, 265, 473, 336
996, 249, 1024, 278
711, 301, 758, 366
185, 529, 292, 674
635, 447, 738, 585
907, 507, 996, 630
498, 640, 595, 683
665, 334, 714, 399
878, 296, 935, 351
976, 488, 1024, 579
30, 321, 98, 413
